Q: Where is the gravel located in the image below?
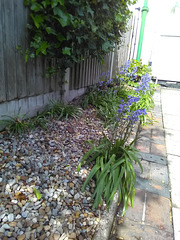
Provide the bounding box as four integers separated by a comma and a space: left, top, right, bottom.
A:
0, 107, 106, 240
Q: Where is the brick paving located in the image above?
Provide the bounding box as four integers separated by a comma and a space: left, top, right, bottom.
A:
109, 89, 174, 240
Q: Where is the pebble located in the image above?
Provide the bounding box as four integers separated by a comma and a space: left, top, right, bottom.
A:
0, 110, 110, 239
17, 234, 25, 240
21, 211, 28, 218
7, 214, 14, 222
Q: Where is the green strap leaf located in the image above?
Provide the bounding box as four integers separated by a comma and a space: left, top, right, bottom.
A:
33, 187, 42, 200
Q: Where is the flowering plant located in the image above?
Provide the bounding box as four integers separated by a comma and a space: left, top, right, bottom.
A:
78, 60, 156, 214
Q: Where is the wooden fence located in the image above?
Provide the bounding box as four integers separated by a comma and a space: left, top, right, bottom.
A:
0, 0, 133, 119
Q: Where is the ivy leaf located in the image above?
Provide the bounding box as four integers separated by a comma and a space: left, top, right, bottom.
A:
92, 24, 98, 33
30, 14, 44, 29
102, 41, 110, 51
115, 13, 122, 22
77, 7, 84, 16
51, 0, 65, 8
62, 47, 71, 55
45, 27, 56, 35
36, 41, 49, 55
42, 0, 51, 8
33, 187, 42, 200
57, 33, 66, 42
53, 7, 70, 27
30, 3, 43, 12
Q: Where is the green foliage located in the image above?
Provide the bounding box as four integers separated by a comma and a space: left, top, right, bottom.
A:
30, 112, 48, 130
0, 101, 82, 135
43, 100, 82, 120
77, 136, 142, 215
23, 0, 137, 71
33, 187, 42, 200
0, 111, 30, 135
78, 60, 158, 214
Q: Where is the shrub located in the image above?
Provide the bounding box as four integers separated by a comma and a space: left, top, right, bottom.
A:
23, 0, 137, 72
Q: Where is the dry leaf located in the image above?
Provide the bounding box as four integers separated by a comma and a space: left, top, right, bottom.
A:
14, 192, 27, 201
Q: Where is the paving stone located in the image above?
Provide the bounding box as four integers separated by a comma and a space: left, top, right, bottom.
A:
133, 160, 150, 180
150, 162, 169, 185
136, 140, 151, 153
116, 218, 173, 240
151, 143, 166, 157
163, 114, 180, 131
167, 155, 180, 208
172, 207, 180, 240
151, 128, 165, 144
137, 152, 167, 165
135, 177, 170, 198
119, 189, 146, 222
145, 192, 173, 232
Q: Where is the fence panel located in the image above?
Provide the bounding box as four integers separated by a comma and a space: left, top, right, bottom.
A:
0, 0, 6, 102
0, 0, 134, 114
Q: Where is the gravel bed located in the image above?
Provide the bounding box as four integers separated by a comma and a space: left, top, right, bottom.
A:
0, 107, 107, 240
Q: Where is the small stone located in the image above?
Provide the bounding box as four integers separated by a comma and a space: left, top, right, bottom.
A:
69, 233, 76, 239
0, 228, 5, 233
68, 223, 73, 230
69, 183, 74, 188
9, 222, 17, 227
45, 207, 50, 213
22, 211, 28, 218
32, 223, 39, 229
74, 193, 80, 200
2, 224, 10, 230
8, 214, 14, 222
17, 202, 23, 208
0, 213, 6, 220
78, 235, 84, 240
75, 212, 80, 218
17, 234, 25, 240
44, 225, 50, 231
39, 233, 46, 240
39, 208, 45, 215
53, 233, 61, 240
16, 214, 21, 219
7, 231, 13, 237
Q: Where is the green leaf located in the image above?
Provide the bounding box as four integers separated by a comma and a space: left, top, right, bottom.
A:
53, 7, 70, 27
62, 47, 71, 55
30, 14, 44, 29
30, 3, 42, 12
51, 0, 64, 8
33, 187, 42, 200
82, 164, 101, 192
36, 41, 49, 55
45, 27, 56, 35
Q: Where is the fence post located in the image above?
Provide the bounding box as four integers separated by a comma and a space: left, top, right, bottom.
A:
62, 68, 70, 103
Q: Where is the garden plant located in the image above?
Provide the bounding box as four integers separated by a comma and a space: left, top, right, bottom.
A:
78, 60, 157, 215
21, 0, 137, 73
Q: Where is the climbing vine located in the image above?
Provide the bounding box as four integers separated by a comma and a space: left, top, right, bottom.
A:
24, 0, 137, 72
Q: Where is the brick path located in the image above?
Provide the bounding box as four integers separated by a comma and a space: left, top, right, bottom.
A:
109, 89, 174, 240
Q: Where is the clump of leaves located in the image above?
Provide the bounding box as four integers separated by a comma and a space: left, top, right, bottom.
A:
22, 0, 137, 72
77, 136, 142, 215
44, 100, 82, 120
30, 112, 48, 130
0, 112, 30, 135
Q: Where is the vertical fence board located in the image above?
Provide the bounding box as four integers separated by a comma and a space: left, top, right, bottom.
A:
27, 58, 36, 96
0, 0, 6, 101
44, 58, 50, 93
35, 57, 44, 94
50, 58, 56, 91
3, 0, 17, 101
15, 1, 27, 98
